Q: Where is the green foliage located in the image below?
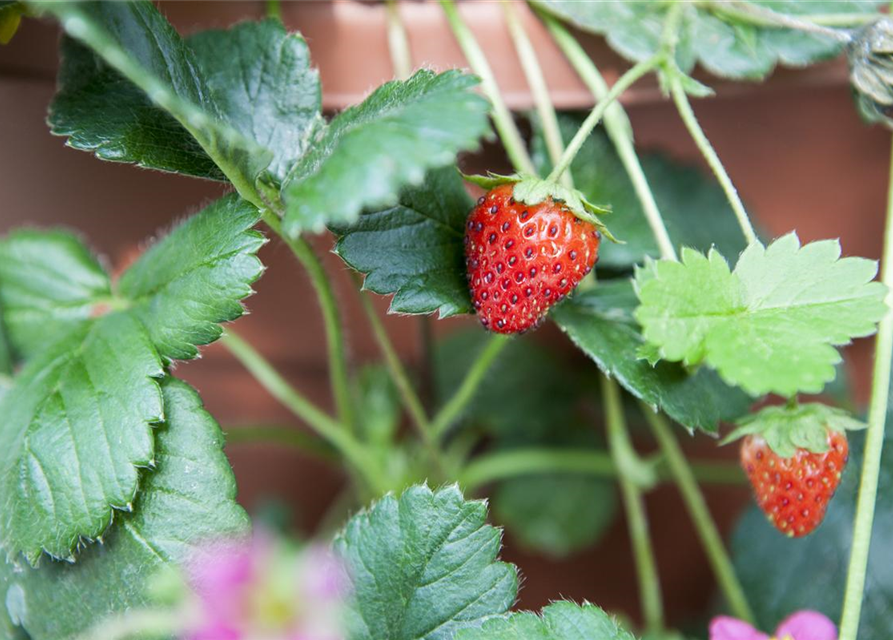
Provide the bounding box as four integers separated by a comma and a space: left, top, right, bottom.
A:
456, 601, 637, 640
0, 195, 262, 563
333, 167, 473, 317
723, 402, 866, 457
634, 235, 888, 397
0, 377, 250, 640
531, 116, 749, 270
282, 69, 491, 237
334, 484, 518, 640
354, 365, 402, 448
552, 279, 752, 434
531, 0, 885, 80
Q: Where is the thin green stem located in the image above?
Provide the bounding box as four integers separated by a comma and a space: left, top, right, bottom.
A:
440, 0, 536, 175
502, 0, 572, 189
461, 449, 616, 490
642, 404, 755, 624
385, 0, 412, 80
547, 56, 661, 184
220, 330, 383, 493
542, 12, 677, 261
604, 378, 664, 635
265, 0, 281, 22
431, 334, 510, 439
224, 425, 336, 460
708, 1, 853, 42
668, 73, 758, 246
839, 140, 893, 640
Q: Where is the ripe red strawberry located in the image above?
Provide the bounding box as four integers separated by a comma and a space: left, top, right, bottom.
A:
464, 183, 600, 334
740, 430, 848, 538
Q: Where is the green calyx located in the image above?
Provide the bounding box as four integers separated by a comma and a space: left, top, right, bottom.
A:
722, 402, 866, 458
461, 172, 618, 242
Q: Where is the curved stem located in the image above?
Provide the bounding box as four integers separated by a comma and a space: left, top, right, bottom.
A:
542, 13, 677, 261
460, 448, 616, 490
641, 404, 755, 624
668, 73, 758, 246
440, 0, 537, 175
709, 1, 853, 42
604, 378, 664, 635
431, 334, 510, 439
839, 140, 893, 640
224, 425, 336, 460
220, 331, 383, 493
385, 0, 412, 80
547, 56, 661, 184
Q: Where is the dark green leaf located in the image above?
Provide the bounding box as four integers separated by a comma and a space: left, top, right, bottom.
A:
0, 229, 111, 361
40, 1, 271, 188
334, 167, 473, 318
551, 279, 752, 433
531, 0, 885, 81
456, 600, 637, 640
188, 18, 322, 183
335, 484, 518, 640
282, 69, 490, 236
0, 377, 250, 640
119, 194, 264, 362
531, 116, 748, 270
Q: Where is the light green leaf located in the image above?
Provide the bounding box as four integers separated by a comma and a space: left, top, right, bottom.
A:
552, 279, 752, 434
282, 69, 490, 237
532, 117, 749, 270
456, 601, 637, 640
335, 484, 518, 640
0, 377, 250, 640
39, 1, 271, 191
188, 18, 322, 183
0, 229, 111, 362
723, 402, 866, 457
119, 194, 264, 362
333, 167, 473, 318
531, 0, 885, 81
635, 234, 888, 396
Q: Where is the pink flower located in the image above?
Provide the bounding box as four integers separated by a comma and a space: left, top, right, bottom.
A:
710, 611, 837, 640
183, 533, 349, 640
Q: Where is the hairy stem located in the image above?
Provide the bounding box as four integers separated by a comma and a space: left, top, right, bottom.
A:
642, 404, 755, 623
440, 0, 537, 175
668, 73, 758, 246
708, 0, 853, 42
547, 56, 661, 183
431, 334, 510, 439
385, 0, 412, 80
839, 140, 893, 640
221, 331, 382, 493
542, 12, 677, 261
604, 379, 664, 635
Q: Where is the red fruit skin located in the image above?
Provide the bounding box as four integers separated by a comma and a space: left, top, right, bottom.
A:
464, 184, 600, 334
741, 430, 849, 538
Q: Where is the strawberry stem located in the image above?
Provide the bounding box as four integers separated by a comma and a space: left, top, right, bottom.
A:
839, 139, 893, 640
604, 378, 665, 635
642, 403, 756, 624
385, 0, 412, 81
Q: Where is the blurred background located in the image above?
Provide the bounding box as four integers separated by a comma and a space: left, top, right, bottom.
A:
0, 0, 889, 632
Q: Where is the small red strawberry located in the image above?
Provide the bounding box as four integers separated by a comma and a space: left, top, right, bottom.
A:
740, 429, 848, 538
464, 183, 600, 334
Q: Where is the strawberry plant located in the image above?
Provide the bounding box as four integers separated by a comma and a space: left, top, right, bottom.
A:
2, 1, 893, 639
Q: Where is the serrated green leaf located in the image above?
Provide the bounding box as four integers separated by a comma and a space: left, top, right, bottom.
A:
188, 18, 322, 183
531, 0, 885, 81
531, 116, 750, 270
333, 167, 473, 318
0, 377, 250, 640
0, 229, 112, 362
119, 194, 264, 362
0, 314, 164, 563
282, 69, 490, 237
335, 484, 518, 640
634, 234, 889, 397
551, 279, 752, 434
39, 1, 271, 190
456, 600, 637, 640
723, 402, 866, 457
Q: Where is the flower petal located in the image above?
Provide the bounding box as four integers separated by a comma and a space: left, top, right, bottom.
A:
710, 616, 770, 640
775, 610, 837, 640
